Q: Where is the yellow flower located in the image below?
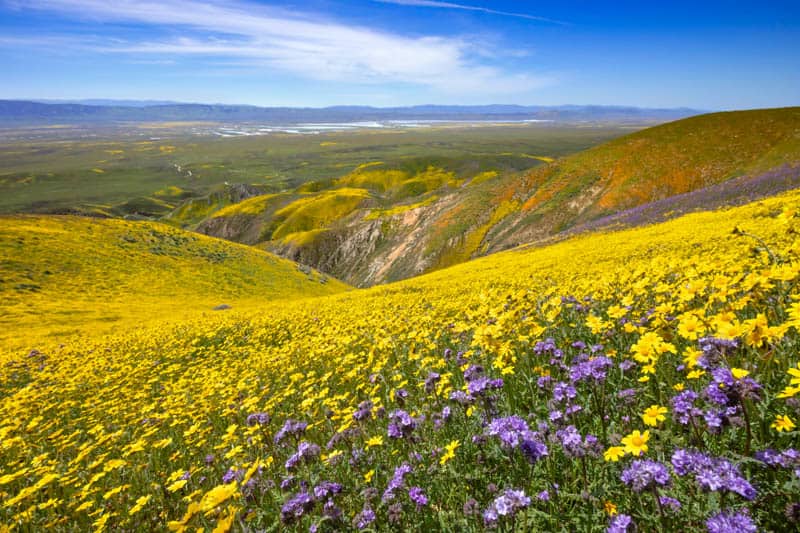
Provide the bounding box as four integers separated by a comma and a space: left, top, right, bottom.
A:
604, 500, 618, 516
167, 479, 188, 493
731, 368, 749, 380
363, 470, 375, 483
789, 363, 800, 385
604, 446, 625, 462
102, 484, 130, 500
777, 385, 800, 398
771, 415, 796, 432
212, 506, 237, 533
673, 383, 685, 391
199, 483, 238, 512
641, 405, 668, 427
129, 495, 151, 515
439, 440, 460, 465
366, 435, 383, 448
621, 430, 649, 456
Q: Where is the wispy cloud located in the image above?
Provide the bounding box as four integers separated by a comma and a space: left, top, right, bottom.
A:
374, 0, 569, 25
4, 0, 553, 96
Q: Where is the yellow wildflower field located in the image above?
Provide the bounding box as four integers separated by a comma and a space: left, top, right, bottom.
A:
1, 190, 800, 531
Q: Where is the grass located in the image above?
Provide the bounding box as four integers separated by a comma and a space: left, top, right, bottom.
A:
0, 125, 628, 216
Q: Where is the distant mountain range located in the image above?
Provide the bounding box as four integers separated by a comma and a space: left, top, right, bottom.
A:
0, 99, 703, 125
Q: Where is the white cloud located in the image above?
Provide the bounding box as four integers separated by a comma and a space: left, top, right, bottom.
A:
6, 0, 554, 96
374, 1, 568, 25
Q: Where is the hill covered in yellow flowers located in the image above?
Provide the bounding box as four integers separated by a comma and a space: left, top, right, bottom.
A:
1, 184, 800, 530
0, 215, 347, 352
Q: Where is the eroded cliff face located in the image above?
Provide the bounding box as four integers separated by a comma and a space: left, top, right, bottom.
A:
266, 193, 478, 287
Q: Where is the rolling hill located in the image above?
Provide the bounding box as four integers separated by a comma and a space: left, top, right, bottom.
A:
190, 108, 800, 286
0, 216, 347, 352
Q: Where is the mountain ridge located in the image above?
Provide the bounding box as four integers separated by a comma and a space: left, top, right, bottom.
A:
0, 99, 703, 125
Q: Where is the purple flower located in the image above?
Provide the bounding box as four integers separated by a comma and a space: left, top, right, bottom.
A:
570, 356, 613, 383
449, 390, 475, 405
280, 490, 314, 524
463, 364, 485, 382
697, 337, 739, 369
387, 409, 417, 439
520, 437, 549, 464
554, 425, 599, 459
486, 415, 534, 449
671, 390, 701, 425
670, 449, 756, 500
222, 467, 242, 484
285, 441, 321, 470
553, 382, 577, 403
556, 425, 584, 457
408, 486, 428, 508
483, 489, 530, 525
706, 368, 762, 406
313, 481, 343, 500
354, 506, 376, 529
607, 514, 633, 533
353, 400, 374, 422
706, 508, 757, 533
383, 463, 413, 503
424, 372, 441, 394
621, 459, 670, 492
394, 388, 409, 405
246, 412, 271, 426
322, 498, 342, 521
467, 376, 504, 396
274, 419, 308, 445
659, 496, 681, 512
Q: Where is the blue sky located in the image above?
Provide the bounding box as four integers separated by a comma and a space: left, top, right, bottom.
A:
0, 0, 798, 109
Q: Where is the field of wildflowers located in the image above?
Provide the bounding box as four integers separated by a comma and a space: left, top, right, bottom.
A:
2, 189, 800, 531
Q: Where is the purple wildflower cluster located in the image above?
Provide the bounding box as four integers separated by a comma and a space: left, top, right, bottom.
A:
482, 488, 531, 526
706, 367, 762, 405
697, 337, 739, 369
424, 372, 440, 394
281, 480, 344, 524
534, 337, 565, 365
387, 409, 419, 439
705, 508, 758, 533
485, 415, 548, 463
671, 449, 756, 500
569, 355, 613, 383
555, 425, 601, 458
607, 513, 633, 533
620, 459, 670, 492
408, 486, 428, 508
274, 419, 308, 445
383, 463, 413, 503
755, 447, 800, 477
671, 390, 702, 424
246, 412, 270, 426
353, 400, 373, 422
285, 441, 321, 470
